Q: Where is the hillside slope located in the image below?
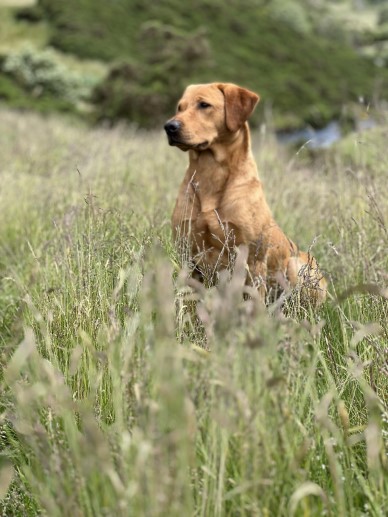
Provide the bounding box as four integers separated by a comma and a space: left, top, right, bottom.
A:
32, 0, 388, 128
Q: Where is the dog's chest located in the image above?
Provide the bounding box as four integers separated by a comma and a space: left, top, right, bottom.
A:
187, 186, 248, 250
174, 156, 261, 250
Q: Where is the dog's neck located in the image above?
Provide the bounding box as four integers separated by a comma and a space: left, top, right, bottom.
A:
187, 122, 258, 191
189, 122, 253, 168
186, 123, 259, 211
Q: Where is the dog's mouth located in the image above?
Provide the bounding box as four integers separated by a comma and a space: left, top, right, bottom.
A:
168, 136, 209, 151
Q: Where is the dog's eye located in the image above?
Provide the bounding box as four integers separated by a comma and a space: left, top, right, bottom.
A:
177, 104, 183, 112
198, 101, 211, 109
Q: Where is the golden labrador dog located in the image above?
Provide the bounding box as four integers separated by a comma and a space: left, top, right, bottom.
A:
164, 82, 327, 305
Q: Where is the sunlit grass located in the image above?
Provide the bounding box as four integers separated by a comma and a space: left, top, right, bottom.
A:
0, 109, 387, 516
0, 1, 36, 7
0, 5, 48, 54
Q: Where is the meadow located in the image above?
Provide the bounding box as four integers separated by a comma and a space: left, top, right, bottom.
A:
0, 108, 387, 516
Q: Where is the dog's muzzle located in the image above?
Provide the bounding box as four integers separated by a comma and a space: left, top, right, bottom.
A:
164, 119, 182, 145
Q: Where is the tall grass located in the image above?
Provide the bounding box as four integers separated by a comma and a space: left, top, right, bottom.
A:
0, 109, 387, 516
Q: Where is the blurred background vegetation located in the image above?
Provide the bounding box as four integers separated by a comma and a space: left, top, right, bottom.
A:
0, 0, 388, 131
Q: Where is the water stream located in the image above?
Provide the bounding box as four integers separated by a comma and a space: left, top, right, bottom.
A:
276, 118, 376, 149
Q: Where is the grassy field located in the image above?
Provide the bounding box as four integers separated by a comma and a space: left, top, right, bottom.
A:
0, 109, 387, 516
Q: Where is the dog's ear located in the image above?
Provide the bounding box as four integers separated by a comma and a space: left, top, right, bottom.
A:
217, 83, 260, 132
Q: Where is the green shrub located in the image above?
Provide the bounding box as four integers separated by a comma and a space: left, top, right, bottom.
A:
378, 6, 388, 26
34, 0, 388, 130
93, 22, 212, 126
0, 71, 76, 114
269, 0, 311, 34
0, 72, 24, 101
15, 5, 45, 23
2, 46, 95, 103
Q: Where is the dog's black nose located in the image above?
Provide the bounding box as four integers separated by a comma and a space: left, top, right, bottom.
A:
164, 119, 181, 134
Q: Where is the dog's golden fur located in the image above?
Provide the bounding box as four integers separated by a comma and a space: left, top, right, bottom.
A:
165, 82, 326, 304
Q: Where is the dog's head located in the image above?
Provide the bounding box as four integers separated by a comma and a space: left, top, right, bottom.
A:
164, 83, 259, 151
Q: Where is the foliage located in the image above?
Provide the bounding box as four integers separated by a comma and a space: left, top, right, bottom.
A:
2, 45, 96, 104
0, 5, 49, 53
0, 71, 77, 114
0, 109, 387, 515
32, 0, 388, 129
92, 22, 211, 126
269, 0, 312, 34
378, 6, 388, 26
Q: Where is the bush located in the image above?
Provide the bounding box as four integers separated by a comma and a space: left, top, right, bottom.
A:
15, 5, 45, 23
2, 46, 94, 104
269, 0, 311, 34
378, 6, 388, 26
35, 0, 388, 130
0, 72, 76, 114
93, 22, 212, 126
